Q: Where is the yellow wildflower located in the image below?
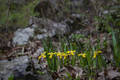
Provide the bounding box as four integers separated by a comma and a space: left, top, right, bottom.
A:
97, 50, 102, 54
48, 52, 55, 55
38, 55, 42, 60
64, 56, 67, 59
38, 52, 46, 59
67, 50, 76, 56
93, 50, 102, 58
48, 52, 55, 59
59, 55, 62, 59
71, 52, 74, 55
56, 52, 63, 59
67, 52, 71, 56
42, 55, 46, 58
78, 54, 82, 56
78, 53, 86, 58
56, 52, 61, 56
67, 50, 75, 53
82, 53, 86, 58
66, 51, 70, 53
93, 52, 97, 58
49, 55, 53, 59
62, 53, 68, 59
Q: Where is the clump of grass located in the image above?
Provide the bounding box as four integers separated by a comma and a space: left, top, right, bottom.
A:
111, 28, 120, 67
38, 38, 105, 79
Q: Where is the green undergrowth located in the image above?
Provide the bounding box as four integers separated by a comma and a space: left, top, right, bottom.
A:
38, 36, 107, 79
39, 24, 120, 79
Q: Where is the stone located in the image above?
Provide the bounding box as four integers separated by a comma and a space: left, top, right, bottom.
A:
0, 55, 53, 80
13, 17, 69, 46
33, 47, 44, 58
31, 17, 69, 36
0, 56, 29, 80
36, 34, 48, 40
13, 27, 34, 45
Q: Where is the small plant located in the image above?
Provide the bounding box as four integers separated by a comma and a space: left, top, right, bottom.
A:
38, 39, 105, 79
8, 74, 14, 80
94, 7, 120, 67
38, 37, 106, 79
111, 29, 120, 67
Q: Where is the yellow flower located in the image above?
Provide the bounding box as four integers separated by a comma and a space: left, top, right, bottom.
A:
67, 50, 76, 56
97, 50, 102, 54
56, 52, 61, 56
48, 52, 55, 55
59, 55, 62, 59
42, 55, 46, 58
56, 52, 63, 59
71, 52, 74, 55
82, 53, 86, 58
66, 51, 70, 53
67, 50, 75, 53
49, 55, 53, 59
93, 50, 102, 58
64, 56, 67, 59
48, 52, 55, 59
38, 55, 42, 60
78, 53, 86, 58
93, 52, 97, 58
67, 52, 71, 56
38, 52, 46, 60
78, 54, 82, 56
62, 53, 68, 59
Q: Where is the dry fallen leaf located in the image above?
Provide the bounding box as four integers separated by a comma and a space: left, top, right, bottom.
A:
98, 67, 120, 80
57, 65, 83, 79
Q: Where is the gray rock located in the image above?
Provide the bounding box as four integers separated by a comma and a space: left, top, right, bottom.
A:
33, 47, 44, 57
31, 17, 69, 36
13, 17, 69, 46
0, 55, 54, 80
13, 27, 34, 45
103, 10, 109, 14
35, 29, 56, 39
0, 56, 29, 80
36, 34, 48, 40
